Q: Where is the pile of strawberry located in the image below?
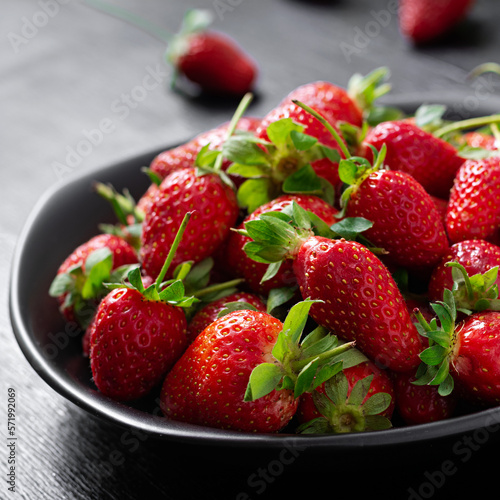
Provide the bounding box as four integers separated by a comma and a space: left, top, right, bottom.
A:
49, 67, 500, 434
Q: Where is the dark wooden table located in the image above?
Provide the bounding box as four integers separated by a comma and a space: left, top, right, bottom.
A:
3, 1, 500, 498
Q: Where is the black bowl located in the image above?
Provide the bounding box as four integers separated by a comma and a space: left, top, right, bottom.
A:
9, 93, 500, 454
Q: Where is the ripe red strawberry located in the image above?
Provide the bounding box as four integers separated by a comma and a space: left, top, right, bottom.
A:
297, 358, 395, 432
89, 214, 196, 401
463, 131, 498, 150
240, 205, 425, 372
428, 239, 500, 302
226, 194, 339, 294
392, 370, 457, 425
446, 156, 500, 244
149, 116, 261, 180
363, 120, 464, 199
345, 169, 450, 270
416, 292, 500, 406
160, 309, 294, 432
140, 167, 239, 280
166, 10, 256, 95
89, 286, 188, 401
160, 300, 351, 432
399, 0, 474, 44
49, 233, 138, 328
186, 291, 266, 343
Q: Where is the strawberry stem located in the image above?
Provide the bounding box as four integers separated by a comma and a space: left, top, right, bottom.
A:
434, 114, 500, 138
84, 0, 173, 42
292, 99, 352, 159
155, 211, 193, 290
291, 341, 355, 372
192, 278, 245, 298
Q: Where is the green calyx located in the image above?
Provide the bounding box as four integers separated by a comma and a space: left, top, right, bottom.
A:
94, 181, 144, 250
447, 262, 500, 314
244, 299, 360, 401
224, 115, 341, 213
347, 67, 400, 126
49, 247, 139, 329
297, 372, 393, 434
413, 289, 457, 397
238, 200, 376, 283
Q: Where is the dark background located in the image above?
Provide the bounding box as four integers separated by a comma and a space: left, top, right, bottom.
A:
3, 0, 500, 499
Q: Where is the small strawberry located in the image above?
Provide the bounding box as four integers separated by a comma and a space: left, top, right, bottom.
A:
166, 9, 257, 95
399, 0, 474, 44
225, 69, 392, 212
186, 291, 266, 343
140, 167, 239, 280
226, 194, 339, 295
414, 290, 500, 406
89, 213, 197, 401
428, 239, 500, 302
362, 120, 464, 199
239, 202, 425, 372
445, 156, 500, 244
149, 116, 261, 181
392, 369, 457, 425
297, 357, 395, 433
463, 131, 498, 151
160, 300, 354, 432
49, 233, 139, 329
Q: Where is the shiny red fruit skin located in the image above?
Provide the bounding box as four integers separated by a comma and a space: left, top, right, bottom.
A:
446, 157, 500, 244
399, 0, 474, 44
186, 291, 266, 344
160, 310, 298, 433
293, 237, 423, 372
56, 234, 138, 323
464, 131, 498, 151
140, 168, 239, 280
177, 31, 257, 95
428, 239, 500, 302
451, 311, 500, 405
363, 120, 463, 199
89, 287, 188, 401
392, 370, 457, 426
226, 194, 339, 294
297, 360, 395, 424
346, 170, 449, 269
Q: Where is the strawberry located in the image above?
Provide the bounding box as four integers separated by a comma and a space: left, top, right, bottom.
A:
89, 214, 197, 401
149, 116, 261, 181
392, 369, 457, 425
297, 357, 395, 433
160, 300, 354, 432
428, 239, 500, 302
415, 290, 500, 406
239, 203, 425, 372
225, 69, 391, 212
166, 9, 256, 95
399, 0, 474, 44
140, 167, 239, 280
463, 131, 498, 151
445, 156, 500, 244
186, 291, 266, 343
363, 120, 464, 199
226, 194, 339, 294
49, 233, 138, 329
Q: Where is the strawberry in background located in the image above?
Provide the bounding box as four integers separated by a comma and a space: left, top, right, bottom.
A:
399, 0, 475, 44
